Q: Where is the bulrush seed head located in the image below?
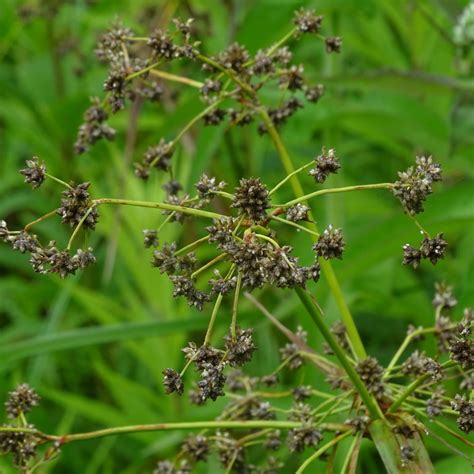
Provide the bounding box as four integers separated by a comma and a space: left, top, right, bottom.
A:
20, 158, 46, 189
294, 8, 323, 34
313, 225, 345, 260
356, 356, 386, 400
57, 182, 98, 230
309, 148, 341, 183
231, 177, 270, 224
5, 384, 40, 419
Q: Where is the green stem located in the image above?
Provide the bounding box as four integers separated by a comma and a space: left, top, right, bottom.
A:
340, 432, 362, 474
93, 198, 223, 220
269, 161, 314, 196
197, 54, 254, 95
45, 173, 71, 189
295, 288, 383, 420
203, 265, 235, 345
23, 210, 58, 232
296, 431, 352, 473
203, 293, 224, 345
259, 108, 366, 360
149, 69, 203, 88
191, 253, 226, 279
175, 235, 210, 256
388, 361, 456, 414
231, 272, 242, 338
270, 215, 320, 237
125, 61, 161, 81
0, 421, 347, 444
280, 183, 394, 208
67, 206, 96, 250
385, 327, 437, 375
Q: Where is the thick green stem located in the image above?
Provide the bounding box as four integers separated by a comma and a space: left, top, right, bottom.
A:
280, 183, 394, 208
295, 288, 383, 420
259, 108, 366, 359
93, 198, 223, 220
369, 420, 435, 474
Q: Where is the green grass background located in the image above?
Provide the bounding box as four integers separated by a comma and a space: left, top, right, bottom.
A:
0, 0, 473, 472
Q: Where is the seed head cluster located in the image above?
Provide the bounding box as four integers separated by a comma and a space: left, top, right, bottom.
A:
356, 356, 385, 400
313, 225, 345, 260
451, 395, 473, 433
20, 157, 46, 189
392, 156, 442, 214
401, 350, 442, 381
231, 178, 270, 224
403, 233, 447, 269
57, 182, 99, 230
309, 148, 340, 183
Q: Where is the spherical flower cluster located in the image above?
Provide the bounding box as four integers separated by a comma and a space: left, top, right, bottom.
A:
19, 158, 46, 189
74, 97, 116, 154
313, 225, 345, 260
5, 384, 40, 419
231, 177, 270, 224
402, 233, 447, 269
356, 356, 385, 400
309, 148, 340, 183
451, 394, 473, 433
57, 182, 99, 230
392, 156, 442, 214
294, 8, 323, 34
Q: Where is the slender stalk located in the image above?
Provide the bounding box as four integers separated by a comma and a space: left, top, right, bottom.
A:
203, 265, 235, 344
93, 198, 223, 220
45, 173, 71, 189
385, 327, 438, 375
388, 361, 456, 414
296, 431, 352, 473
0, 421, 347, 444
197, 54, 254, 95
149, 69, 203, 88
66, 206, 96, 250
270, 215, 320, 237
23, 210, 57, 232
295, 288, 383, 420
259, 108, 366, 360
175, 235, 210, 256
203, 294, 224, 346
340, 432, 362, 474
125, 61, 161, 81
213, 190, 234, 200
280, 183, 394, 208
318, 391, 353, 424
230, 273, 242, 338
191, 253, 226, 279
388, 376, 430, 414
269, 161, 314, 195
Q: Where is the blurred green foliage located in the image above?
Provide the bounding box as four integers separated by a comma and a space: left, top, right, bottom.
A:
0, 0, 473, 472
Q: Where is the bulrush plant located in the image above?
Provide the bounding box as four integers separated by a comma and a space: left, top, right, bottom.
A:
0, 7, 472, 474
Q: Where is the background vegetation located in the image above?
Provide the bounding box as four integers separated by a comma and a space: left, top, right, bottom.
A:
0, 0, 473, 472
